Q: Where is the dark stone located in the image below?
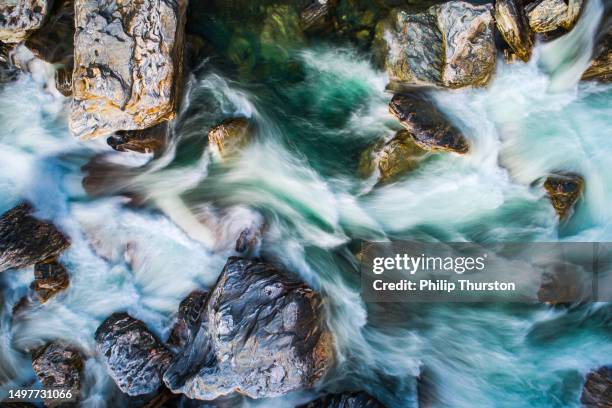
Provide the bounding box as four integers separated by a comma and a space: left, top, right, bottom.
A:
0, 42, 19, 83
0, 203, 70, 272
31, 259, 70, 302
95, 313, 172, 397
167, 291, 209, 351
55, 66, 72, 96
298, 392, 386, 408
108, 122, 171, 156
543, 173, 584, 219
582, 26, 611, 83
235, 226, 262, 254
389, 93, 469, 153
164, 257, 334, 400
301, 0, 335, 33
495, 0, 534, 62
32, 342, 83, 407
581, 366, 612, 408
25, 0, 74, 66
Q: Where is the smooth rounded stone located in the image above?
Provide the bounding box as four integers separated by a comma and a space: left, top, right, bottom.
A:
525, 0, 583, 33
167, 291, 209, 351
32, 342, 83, 406
70, 0, 187, 139
0, 0, 51, 43
581, 366, 612, 408
543, 173, 584, 220
301, 0, 334, 33
31, 259, 70, 303
495, 0, 534, 62
0, 203, 70, 273
582, 27, 611, 83
107, 122, 171, 155
95, 313, 173, 396
389, 93, 469, 153
358, 130, 427, 184
164, 257, 334, 400
298, 392, 386, 408
208, 118, 251, 160
379, 1, 495, 88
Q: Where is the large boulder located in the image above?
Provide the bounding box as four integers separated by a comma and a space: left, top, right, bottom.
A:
495, 0, 534, 62
582, 27, 611, 83
358, 130, 427, 184
0, 203, 70, 273
70, 0, 187, 139
379, 1, 495, 88
32, 342, 83, 406
298, 392, 386, 408
0, 0, 52, 43
208, 118, 252, 160
31, 259, 70, 303
543, 173, 584, 220
164, 257, 334, 400
389, 93, 469, 153
167, 290, 209, 351
525, 0, 583, 34
95, 313, 172, 396
580, 366, 611, 408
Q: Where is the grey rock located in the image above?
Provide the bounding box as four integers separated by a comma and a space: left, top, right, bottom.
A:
167, 291, 209, 351
70, 0, 187, 139
0, 0, 51, 43
580, 366, 611, 408
298, 392, 386, 408
525, 0, 583, 33
95, 313, 172, 396
495, 0, 534, 62
380, 1, 495, 88
543, 173, 584, 220
32, 342, 83, 407
389, 93, 469, 153
0, 203, 70, 273
31, 259, 70, 303
164, 257, 334, 400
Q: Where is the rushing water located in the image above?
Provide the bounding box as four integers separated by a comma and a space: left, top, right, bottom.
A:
1, 1, 611, 407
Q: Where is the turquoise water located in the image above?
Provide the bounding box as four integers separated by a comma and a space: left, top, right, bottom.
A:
0, 1, 611, 407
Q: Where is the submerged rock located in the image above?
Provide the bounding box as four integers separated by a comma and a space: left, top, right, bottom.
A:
380, 1, 495, 88
582, 27, 611, 83
581, 366, 611, 408
32, 259, 70, 303
301, 0, 335, 33
543, 173, 584, 219
358, 130, 427, 183
70, 0, 187, 139
298, 392, 386, 407
0, 0, 52, 43
164, 257, 334, 400
0, 43, 18, 84
95, 313, 172, 396
32, 342, 83, 406
208, 118, 251, 160
0, 203, 70, 272
167, 291, 209, 351
108, 122, 171, 155
389, 93, 469, 153
525, 0, 583, 34
495, 0, 534, 62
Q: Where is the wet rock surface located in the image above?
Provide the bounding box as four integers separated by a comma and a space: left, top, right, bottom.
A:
543, 173, 584, 219
495, 0, 534, 62
358, 130, 427, 183
389, 93, 469, 153
70, 0, 187, 139
581, 366, 612, 408
301, 0, 335, 33
32, 259, 70, 303
95, 313, 172, 396
0, 0, 51, 44
167, 290, 209, 351
582, 26, 611, 83
108, 122, 171, 155
32, 342, 83, 406
525, 0, 583, 33
164, 257, 334, 400
298, 392, 386, 408
208, 117, 251, 159
0, 203, 70, 272
380, 1, 495, 88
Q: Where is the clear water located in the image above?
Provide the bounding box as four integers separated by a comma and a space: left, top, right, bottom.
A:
0, 2, 611, 407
